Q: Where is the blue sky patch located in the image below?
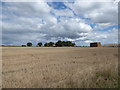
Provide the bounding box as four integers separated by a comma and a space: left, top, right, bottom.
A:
47, 2, 67, 10
99, 25, 118, 31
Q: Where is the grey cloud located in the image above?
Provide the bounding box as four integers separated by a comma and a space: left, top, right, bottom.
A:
2, 2, 118, 46
65, 1, 118, 23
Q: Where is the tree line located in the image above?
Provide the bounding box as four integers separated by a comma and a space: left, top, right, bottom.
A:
23, 40, 75, 47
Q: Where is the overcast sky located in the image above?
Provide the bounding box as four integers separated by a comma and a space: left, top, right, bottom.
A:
1, 0, 119, 46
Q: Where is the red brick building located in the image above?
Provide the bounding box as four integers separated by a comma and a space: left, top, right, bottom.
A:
90, 42, 101, 47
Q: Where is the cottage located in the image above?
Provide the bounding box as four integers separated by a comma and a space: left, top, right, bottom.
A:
90, 42, 101, 47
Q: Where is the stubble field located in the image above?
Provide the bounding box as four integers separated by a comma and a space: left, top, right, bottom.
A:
2, 47, 118, 88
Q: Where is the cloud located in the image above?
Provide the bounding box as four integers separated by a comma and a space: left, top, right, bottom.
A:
40, 17, 92, 39
1, 1, 118, 46
86, 28, 118, 44
65, 0, 118, 23
52, 9, 74, 17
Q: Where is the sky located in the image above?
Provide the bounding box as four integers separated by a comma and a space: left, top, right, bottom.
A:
1, 0, 119, 46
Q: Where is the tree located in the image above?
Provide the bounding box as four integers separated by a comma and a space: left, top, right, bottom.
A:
62, 41, 67, 46
44, 43, 49, 47
48, 42, 54, 47
55, 40, 63, 47
71, 43, 75, 46
38, 42, 42, 47
55, 40, 76, 47
21, 45, 26, 47
44, 40, 76, 47
27, 42, 32, 47
44, 42, 54, 47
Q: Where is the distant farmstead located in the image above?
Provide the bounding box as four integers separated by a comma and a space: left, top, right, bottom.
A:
90, 42, 101, 47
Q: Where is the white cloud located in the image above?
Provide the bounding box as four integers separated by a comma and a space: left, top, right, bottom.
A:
65, 1, 118, 23
52, 9, 74, 17
86, 28, 118, 44
84, 40, 93, 43
2, 1, 118, 46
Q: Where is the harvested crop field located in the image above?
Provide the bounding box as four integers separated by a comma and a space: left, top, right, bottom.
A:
2, 47, 118, 88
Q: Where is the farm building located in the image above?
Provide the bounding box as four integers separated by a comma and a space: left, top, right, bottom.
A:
90, 42, 101, 47
102, 44, 120, 47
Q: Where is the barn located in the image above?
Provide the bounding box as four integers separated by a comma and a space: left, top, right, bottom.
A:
90, 42, 101, 47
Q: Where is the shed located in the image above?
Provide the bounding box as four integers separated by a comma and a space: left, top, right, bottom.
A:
90, 42, 101, 47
